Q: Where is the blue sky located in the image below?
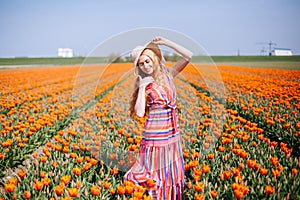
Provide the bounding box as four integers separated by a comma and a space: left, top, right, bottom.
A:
1, 0, 300, 57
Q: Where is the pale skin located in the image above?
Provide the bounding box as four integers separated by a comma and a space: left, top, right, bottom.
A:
134, 36, 193, 117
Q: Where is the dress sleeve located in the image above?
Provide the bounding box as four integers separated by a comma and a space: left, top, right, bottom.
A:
145, 83, 155, 106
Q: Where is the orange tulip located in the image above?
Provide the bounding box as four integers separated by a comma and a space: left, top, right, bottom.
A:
207, 153, 214, 159
240, 151, 248, 158
270, 156, 279, 166
110, 189, 116, 195
76, 156, 84, 164
110, 153, 116, 160
103, 181, 111, 189
272, 169, 280, 178
259, 168, 268, 176
203, 142, 210, 149
8, 177, 18, 185
40, 155, 48, 162
283, 123, 290, 129
61, 175, 71, 185
118, 160, 126, 166
34, 181, 44, 191
265, 185, 275, 195
125, 185, 134, 195
117, 185, 125, 195
110, 166, 119, 175
194, 174, 201, 182
73, 167, 81, 176
218, 146, 225, 152
202, 164, 210, 173
83, 162, 92, 171
76, 181, 81, 189
4, 183, 15, 193
127, 137, 134, 144
292, 168, 298, 176
79, 144, 85, 151
68, 188, 79, 197
23, 191, 31, 199
52, 161, 58, 168
91, 185, 101, 196
223, 171, 231, 179
43, 178, 51, 186
234, 189, 244, 199
195, 193, 204, 200
12, 194, 17, 200
134, 190, 145, 199
70, 152, 77, 158
40, 171, 46, 178
232, 168, 240, 176
194, 169, 202, 177
90, 158, 98, 166
247, 159, 256, 169
54, 184, 64, 195
146, 179, 156, 188
210, 190, 218, 198
194, 182, 203, 193
187, 181, 193, 189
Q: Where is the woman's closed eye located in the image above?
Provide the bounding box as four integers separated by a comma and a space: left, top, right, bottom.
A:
138, 59, 151, 67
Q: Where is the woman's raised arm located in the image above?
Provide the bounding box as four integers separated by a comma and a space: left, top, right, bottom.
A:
151, 36, 193, 77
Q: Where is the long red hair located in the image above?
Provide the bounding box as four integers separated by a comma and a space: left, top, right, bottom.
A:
129, 47, 170, 117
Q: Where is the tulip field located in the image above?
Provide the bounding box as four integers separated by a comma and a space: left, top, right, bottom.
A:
0, 63, 299, 199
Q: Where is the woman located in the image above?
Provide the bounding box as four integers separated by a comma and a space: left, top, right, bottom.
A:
125, 36, 193, 199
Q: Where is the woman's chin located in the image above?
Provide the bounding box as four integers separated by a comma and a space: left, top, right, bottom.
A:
145, 71, 153, 75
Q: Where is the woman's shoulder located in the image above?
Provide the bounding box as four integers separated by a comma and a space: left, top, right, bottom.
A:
146, 82, 158, 89
146, 82, 162, 95
145, 82, 154, 90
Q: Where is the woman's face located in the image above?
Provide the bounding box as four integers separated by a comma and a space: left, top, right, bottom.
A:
137, 54, 154, 75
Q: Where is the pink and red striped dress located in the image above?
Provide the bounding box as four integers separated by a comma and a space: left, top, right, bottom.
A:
125, 74, 185, 199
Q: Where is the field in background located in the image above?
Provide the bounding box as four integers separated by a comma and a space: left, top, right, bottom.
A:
0, 57, 105, 66
209, 56, 300, 70
1, 56, 300, 70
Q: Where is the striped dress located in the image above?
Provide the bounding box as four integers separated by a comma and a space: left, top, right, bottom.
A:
125, 74, 185, 199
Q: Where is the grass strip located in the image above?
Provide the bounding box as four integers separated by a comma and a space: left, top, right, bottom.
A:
1, 56, 300, 66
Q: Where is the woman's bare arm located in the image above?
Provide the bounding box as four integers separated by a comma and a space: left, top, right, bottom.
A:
151, 36, 193, 77
134, 76, 154, 117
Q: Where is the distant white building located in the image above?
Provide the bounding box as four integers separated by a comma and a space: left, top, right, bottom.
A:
58, 48, 73, 57
272, 48, 292, 56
